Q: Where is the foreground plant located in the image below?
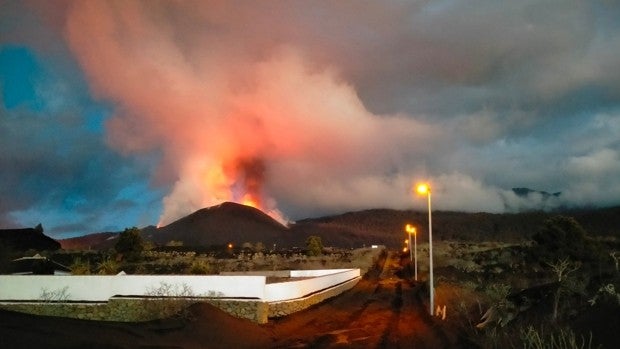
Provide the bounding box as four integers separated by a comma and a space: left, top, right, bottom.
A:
519, 326, 598, 349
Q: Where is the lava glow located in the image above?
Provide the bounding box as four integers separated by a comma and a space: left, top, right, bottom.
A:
241, 194, 260, 209
155, 156, 286, 227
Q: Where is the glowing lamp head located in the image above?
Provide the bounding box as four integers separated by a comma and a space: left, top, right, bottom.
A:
416, 183, 430, 195
405, 224, 416, 234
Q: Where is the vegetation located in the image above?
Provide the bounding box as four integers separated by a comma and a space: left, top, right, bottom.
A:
142, 282, 197, 320
305, 235, 323, 256
519, 326, 597, 349
187, 260, 212, 274
532, 216, 599, 263
428, 214, 619, 348
97, 256, 119, 275
115, 227, 145, 261
70, 257, 91, 275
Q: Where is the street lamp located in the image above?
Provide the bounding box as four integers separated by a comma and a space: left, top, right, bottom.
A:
405, 224, 417, 281
416, 183, 434, 316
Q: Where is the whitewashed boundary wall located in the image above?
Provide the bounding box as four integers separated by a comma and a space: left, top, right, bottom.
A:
265, 269, 360, 302
0, 275, 266, 301
0, 269, 361, 323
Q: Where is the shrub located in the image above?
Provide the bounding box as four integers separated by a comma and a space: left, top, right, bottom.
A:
142, 282, 196, 320
70, 257, 91, 275
115, 227, 145, 261
306, 236, 323, 256
187, 260, 212, 274
97, 256, 119, 275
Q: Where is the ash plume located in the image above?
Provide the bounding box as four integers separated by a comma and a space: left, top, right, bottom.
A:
59, 1, 438, 225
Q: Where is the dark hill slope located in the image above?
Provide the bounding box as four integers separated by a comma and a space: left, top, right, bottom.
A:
148, 202, 290, 247
58, 232, 118, 250
292, 209, 552, 248
292, 207, 619, 248
565, 206, 620, 237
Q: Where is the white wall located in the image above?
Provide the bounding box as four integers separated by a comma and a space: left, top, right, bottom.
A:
290, 269, 353, 277
0, 275, 266, 301
0, 269, 360, 303
264, 269, 360, 302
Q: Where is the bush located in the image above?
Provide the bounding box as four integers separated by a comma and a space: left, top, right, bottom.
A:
97, 256, 119, 275
306, 236, 323, 256
115, 227, 145, 261
187, 260, 212, 274
70, 257, 91, 275
142, 282, 196, 320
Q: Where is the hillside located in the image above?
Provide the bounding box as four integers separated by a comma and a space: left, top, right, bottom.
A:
293, 206, 620, 248
58, 232, 118, 250
147, 202, 290, 247
57, 205, 620, 250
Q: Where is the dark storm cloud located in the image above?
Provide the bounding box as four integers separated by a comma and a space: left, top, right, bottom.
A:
0, 101, 156, 229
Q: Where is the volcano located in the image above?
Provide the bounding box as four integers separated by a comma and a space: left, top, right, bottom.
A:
148, 202, 289, 247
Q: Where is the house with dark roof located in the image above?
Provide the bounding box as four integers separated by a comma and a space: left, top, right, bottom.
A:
10, 254, 71, 275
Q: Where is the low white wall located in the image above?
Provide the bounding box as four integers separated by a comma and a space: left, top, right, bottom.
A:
0, 269, 360, 303
290, 269, 353, 277
220, 271, 291, 277
0, 275, 266, 301
264, 269, 360, 302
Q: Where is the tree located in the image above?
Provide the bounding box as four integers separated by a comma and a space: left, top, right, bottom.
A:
115, 227, 145, 261
547, 258, 581, 321
532, 215, 596, 262
306, 236, 323, 256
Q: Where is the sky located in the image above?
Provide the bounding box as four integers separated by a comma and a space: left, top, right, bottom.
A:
1, 1, 620, 239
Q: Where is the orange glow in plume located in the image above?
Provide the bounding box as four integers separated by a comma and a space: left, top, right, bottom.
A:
241, 194, 260, 209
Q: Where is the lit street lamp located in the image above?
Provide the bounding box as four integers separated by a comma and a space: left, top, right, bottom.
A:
416, 183, 434, 316
405, 224, 417, 281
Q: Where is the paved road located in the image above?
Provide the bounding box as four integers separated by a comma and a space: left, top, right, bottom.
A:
268, 251, 468, 348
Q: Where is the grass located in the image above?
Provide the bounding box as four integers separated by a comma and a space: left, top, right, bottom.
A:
519, 326, 598, 349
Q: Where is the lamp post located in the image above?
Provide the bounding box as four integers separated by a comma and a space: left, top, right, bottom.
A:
405, 224, 417, 281
416, 183, 434, 316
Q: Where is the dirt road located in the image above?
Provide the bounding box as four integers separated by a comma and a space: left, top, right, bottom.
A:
267, 251, 470, 348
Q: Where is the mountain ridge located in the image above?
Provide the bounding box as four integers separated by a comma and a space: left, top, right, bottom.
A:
57, 204, 620, 250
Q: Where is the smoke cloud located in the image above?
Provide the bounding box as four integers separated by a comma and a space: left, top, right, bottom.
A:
62, 1, 437, 225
